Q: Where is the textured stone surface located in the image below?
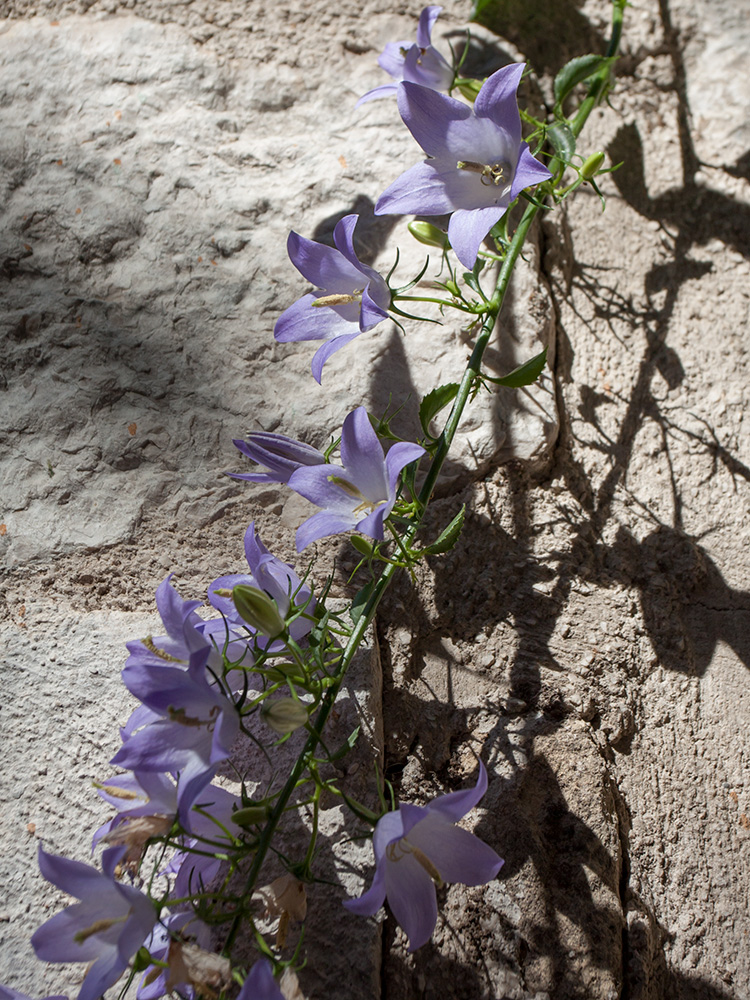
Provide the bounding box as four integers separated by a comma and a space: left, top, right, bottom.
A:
0, 1, 749, 998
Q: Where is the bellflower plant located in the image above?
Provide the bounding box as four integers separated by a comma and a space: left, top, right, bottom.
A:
287, 406, 424, 550
31, 845, 156, 1000
344, 761, 503, 951
375, 64, 552, 268
230, 431, 326, 485
274, 214, 390, 382
357, 5, 453, 105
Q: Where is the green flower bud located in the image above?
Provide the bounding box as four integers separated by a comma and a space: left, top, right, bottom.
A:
444, 279, 461, 297
455, 77, 483, 102
262, 698, 310, 735
408, 221, 449, 249
350, 535, 375, 558
231, 805, 269, 827
581, 151, 605, 180
265, 661, 307, 683
232, 584, 285, 638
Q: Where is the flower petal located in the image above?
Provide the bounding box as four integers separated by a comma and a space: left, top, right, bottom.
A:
288, 464, 359, 513
385, 441, 425, 494
406, 812, 504, 884
286, 230, 361, 290
397, 82, 471, 158
425, 759, 489, 822
473, 63, 524, 147
359, 284, 390, 331
509, 141, 552, 200
274, 293, 359, 345
416, 5, 442, 48
384, 849, 438, 951
448, 205, 505, 268
356, 82, 400, 106
342, 860, 387, 917
296, 511, 358, 551
340, 407, 388, 502
311, 331, 363, 383
237, 959, 285, 1000
376, 160, 460, 216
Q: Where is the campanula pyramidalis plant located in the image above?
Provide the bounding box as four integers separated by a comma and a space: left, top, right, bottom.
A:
344, 761, 503, 951
274, 214, 390, 382
287, 406, 424, 550
357, 5, 453, 105
31, 845, 156, 1000
376, 63, 552, 268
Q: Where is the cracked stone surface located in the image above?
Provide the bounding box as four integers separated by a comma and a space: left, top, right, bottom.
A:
0, 0, 749, 998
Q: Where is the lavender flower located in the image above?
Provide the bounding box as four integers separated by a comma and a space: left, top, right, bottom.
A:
237, 960, 285, 1000
230, 431, 326, 485
344, 761, 503, 951
357, 6, 453, 106
287, 407, 424, 551
274, 215, 390, 383
111, 647, 239, 830
31, 845, 156, 1000
207, 522, 316, 648
375, 64, 552, 268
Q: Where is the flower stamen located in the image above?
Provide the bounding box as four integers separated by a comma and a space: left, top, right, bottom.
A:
456, 160, 509, 187
311, 292, 362, 308
386, 837, 444, 887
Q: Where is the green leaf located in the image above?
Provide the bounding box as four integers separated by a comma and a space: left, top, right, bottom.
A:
419, 382, 459, 438
554, 54, 610, 107
422, 505, 465, 556
547, 121, 576, 164
349, 581, 375, 625
328, 725, 360, 761
489, 347, 548, 387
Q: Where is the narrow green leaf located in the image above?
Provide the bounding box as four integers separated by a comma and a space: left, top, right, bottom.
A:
419, 382, 459, 438
554, 54, 609, 107
422, 505, 465, 556
547, 121, 576, 164
490, 347, 548, 387
349, 581, 375, 624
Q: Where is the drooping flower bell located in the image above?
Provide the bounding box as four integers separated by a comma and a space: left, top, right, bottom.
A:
344, 761, 503, 951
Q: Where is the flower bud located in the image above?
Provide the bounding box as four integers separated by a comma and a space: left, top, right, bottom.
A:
455, 77, 483, 102
408, 221, 449, 249
265, 660, 307, 684
581, 151, 605, 180
232, 584, 285, 638
231, 804, 269, 827
262, 698, 310, 734
350, 535, 375, 558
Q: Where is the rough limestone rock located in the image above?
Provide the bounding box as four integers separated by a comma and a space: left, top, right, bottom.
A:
0, 0, 748, 998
